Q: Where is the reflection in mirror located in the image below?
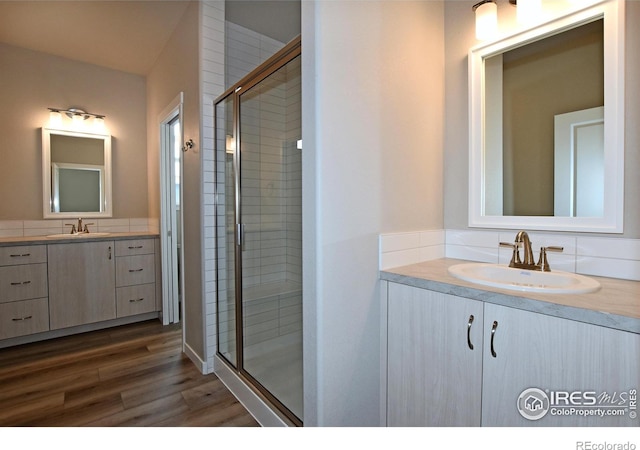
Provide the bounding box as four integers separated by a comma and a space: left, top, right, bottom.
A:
486, 20, 603, 217
469, 0, 624, 233
42, 128, 112, 219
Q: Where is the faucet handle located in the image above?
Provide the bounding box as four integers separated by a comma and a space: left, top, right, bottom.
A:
83, 222, 95, 233
500, 242, 522, 266
537, 246, 564, 272
65, 223, 77, 234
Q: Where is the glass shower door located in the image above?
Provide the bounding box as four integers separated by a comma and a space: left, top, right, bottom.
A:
238, 54, 302, 422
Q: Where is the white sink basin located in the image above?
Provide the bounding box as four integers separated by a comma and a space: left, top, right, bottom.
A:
448, 263, 600, 294
46, 232, 111, 238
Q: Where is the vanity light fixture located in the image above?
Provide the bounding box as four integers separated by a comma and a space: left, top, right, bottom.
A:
48, 107, 106, 132
474, 0, 541, 41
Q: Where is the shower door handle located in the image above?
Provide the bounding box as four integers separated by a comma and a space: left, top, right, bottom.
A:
236, 223, 245, 250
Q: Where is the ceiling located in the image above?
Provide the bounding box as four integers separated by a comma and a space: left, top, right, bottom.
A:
0, 0, 300, 76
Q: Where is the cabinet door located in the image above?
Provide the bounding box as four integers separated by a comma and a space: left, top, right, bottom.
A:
48, 241, 116, 330
387, 283, 484, 426
482, 303, 640, 427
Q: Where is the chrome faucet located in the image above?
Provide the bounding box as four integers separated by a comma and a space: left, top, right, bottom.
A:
77, 218, 83, 233
500, 230, 564, 272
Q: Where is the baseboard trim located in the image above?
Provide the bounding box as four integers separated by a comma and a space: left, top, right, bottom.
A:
183, 341, 208, 373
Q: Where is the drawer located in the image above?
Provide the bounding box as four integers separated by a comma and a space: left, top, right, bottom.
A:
116, 283, 156, 318
116, 254, 155, 287
0, 263, 48, 304
0, 297, 50, 340
0, 245, 47, 266
115, 239, 155, 257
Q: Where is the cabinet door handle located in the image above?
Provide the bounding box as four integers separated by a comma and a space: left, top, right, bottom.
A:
490, 320, 499, 358
467, 315, 475, 350
10, 253, 31, 257
10, 280, 31, 286
128, 246, 144, 249
108, 246, 112, 260
12, 315, 33, 322
129, 268, 144, 273
129, 298, 144, 303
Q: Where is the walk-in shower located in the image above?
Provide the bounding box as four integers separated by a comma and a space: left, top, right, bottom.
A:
214, 38, 302, 425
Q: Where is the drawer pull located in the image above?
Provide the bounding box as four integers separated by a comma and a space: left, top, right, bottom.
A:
10, 253, 31, 257
128, 245, 144, 249
12, 315, 33, 322
490, 321, 499, 358
10, 280, 32, 286
129, 268, 144, 273
129, 298, 145, 303
467, 315, 475, 350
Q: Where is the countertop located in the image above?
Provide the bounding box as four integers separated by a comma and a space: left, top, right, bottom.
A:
381, 258, 640, 334
0, 231, 159, 247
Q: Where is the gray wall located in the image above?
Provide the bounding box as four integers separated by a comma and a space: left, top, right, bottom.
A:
0, 42, 148, 220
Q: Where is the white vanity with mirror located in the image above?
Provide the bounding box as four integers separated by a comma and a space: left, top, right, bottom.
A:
468, 0, 624, 233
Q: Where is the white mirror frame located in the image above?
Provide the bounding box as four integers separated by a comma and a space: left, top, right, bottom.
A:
42, 127, 113, 219
468, 0, 624, 233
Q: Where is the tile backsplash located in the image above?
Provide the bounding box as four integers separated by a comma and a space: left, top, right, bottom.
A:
380, 229, 640, 282
0, 218, 159, 237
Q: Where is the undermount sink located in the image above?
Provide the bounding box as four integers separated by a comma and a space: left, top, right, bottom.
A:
448, 263, 601, 294
46, 232, 111, 238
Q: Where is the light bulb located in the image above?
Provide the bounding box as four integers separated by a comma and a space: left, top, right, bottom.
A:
475, 1, 498, 41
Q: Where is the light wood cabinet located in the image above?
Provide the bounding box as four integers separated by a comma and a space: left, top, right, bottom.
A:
385, 282, 640, 427
0, 235, 161, 346
0, 245, 50, 340
482, 302, 640, 427
48, 241, 116, 330
115, 238, 156, 318
387, 283, 483, 426
0, 298, 49, 340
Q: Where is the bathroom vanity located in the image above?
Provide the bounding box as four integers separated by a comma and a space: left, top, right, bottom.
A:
380, 259, 640, 427
0, 232, 161, 347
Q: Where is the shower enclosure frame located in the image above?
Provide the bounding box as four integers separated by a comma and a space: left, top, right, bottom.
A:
214, 36, 302, 426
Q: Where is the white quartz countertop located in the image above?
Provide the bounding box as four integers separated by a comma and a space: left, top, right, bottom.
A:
0, 231, 159, 246
381, 258, 640, 334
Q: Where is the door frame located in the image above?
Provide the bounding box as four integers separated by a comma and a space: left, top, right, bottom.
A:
159, 92, 185, 332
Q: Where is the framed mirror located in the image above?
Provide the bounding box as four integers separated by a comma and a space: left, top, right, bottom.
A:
468, 0, 624, 233
42, 128, 112, 219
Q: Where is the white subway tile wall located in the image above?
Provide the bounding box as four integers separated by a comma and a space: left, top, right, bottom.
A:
202, 0, 226, 372
0, 218, 158, 237
379, 229, 640, 281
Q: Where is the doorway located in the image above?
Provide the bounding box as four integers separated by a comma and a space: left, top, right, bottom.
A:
160, 94, 185, 329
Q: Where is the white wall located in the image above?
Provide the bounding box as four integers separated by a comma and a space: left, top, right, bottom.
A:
302, 0, 445, 426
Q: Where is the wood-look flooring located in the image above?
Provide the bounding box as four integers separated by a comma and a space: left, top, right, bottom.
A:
0, 320, 259, 427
